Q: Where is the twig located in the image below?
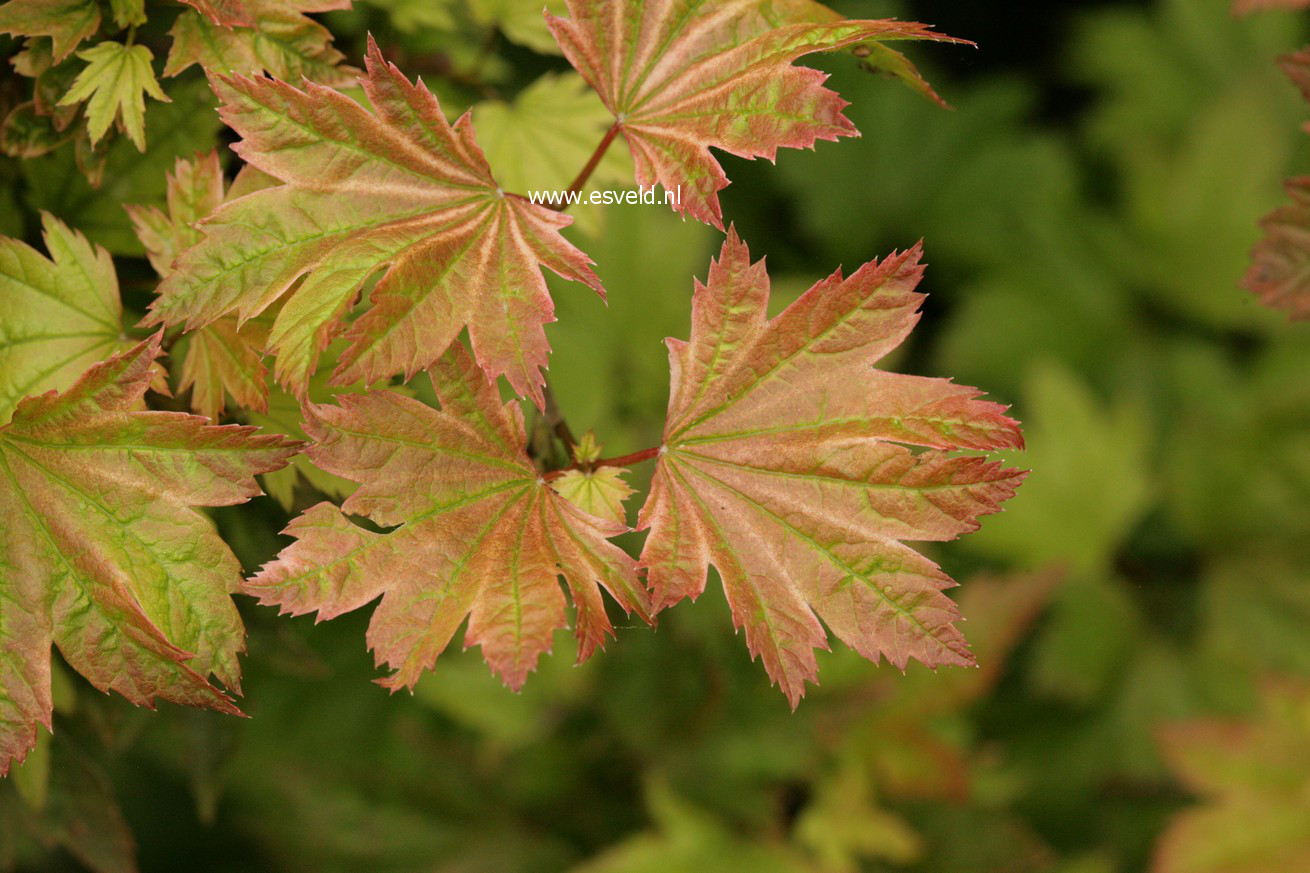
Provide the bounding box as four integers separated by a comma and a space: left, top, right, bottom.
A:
541, 376, 577, 452
542, 446, 661, 481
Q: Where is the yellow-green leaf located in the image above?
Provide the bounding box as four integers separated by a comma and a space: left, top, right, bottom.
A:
0, 213, 125, 425
550, 465, 633, 525
59, 41, 169, 151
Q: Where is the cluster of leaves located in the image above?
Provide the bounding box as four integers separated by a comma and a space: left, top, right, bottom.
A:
0, 0, 353, 165
0, 0, 1028, 792
2, 0, 1308, 871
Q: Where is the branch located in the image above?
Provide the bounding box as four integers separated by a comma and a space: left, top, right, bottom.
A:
541, 376, 577, 452
542, 446, 661, 481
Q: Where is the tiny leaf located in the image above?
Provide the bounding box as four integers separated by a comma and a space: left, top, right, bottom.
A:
551, 466, 634, 525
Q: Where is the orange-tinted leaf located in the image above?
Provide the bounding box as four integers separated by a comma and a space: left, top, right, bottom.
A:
179, 0, 254, 27
0, 337, 301, 775
147, 39, 601, 407
1243, 49, 1310, 321
1277, 47, 1310, 103
126, 152, 270, 420
545, 0, 964, 227
1153, 681, 1310, 873
1246, 177, 1310, 321
0, 0, 101, 62
0, 214, 126, 424
245, 344, 651, 690
638, 230, 1024, 705
1234, 0, 1310, 13
165, 0, 357, 88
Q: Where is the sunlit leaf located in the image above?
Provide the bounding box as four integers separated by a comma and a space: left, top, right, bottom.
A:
0, 0, 100, 62
638, 230, 1024, 705
165, 0, 357, 88
246, 343, 651, 690
0, 337, 300, 775
126, 152, 271, 420
148, 39, 602, 407
545, 0, 963, 226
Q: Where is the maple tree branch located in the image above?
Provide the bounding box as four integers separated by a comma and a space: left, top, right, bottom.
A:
542, 446, 661, 482
541, 376, 577, 451
550, 121, 622, 211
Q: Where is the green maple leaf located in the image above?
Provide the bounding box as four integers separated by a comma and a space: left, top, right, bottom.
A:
245, 344, 651, 690
147, 38, 602, 407
0, 214, 131, 425
639, 230, 1025, 705
0, 0, 101, 62
550, 466, 634, 526
545, 0, 964, 227
468, 0, 567, 55
0, 337, 301, 776
59, 41, 170, 151
108, 0, 144, 28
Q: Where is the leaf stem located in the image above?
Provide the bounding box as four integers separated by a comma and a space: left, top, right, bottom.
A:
550, 121, 622, 211
543, 446, 661, 482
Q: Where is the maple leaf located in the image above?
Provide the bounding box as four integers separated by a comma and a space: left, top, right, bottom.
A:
1244, 178, 1310, 321
638, 230, 1025, 705
1243, 49, 1310, 321
58, 41, 170, 151
0, 0, 100, 62
1278, 47, 1310, 103
1233, 0, 1310, 12
1153, 681, 1310, 873
245, 343, 652, 691
147, 38, 602, 408
545, 0, 964, 227
165, 0, 358, 88
180, 0, 256, 27
126, 152, 271, 420
0, 214, 130, 425
108, 0, 144, 28
551, 468, 634, 526
0, 336, 301, 776
548, 430, 635, 525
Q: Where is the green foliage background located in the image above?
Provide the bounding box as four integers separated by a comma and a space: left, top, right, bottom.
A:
3, 0, 1309, 871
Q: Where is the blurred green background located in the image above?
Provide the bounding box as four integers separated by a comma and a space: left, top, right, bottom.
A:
3, 0, 1310, 871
